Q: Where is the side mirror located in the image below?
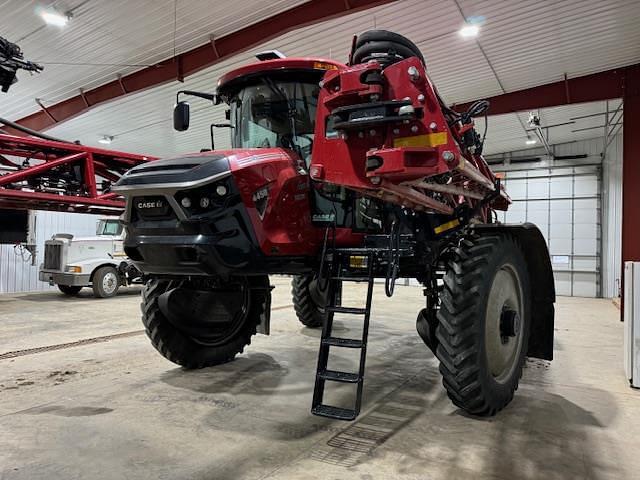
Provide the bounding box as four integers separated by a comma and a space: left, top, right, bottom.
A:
173, 101, 190, 131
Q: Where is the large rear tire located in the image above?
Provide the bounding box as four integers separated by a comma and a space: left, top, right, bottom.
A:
434, 233, 531, 416
291, 274, 327, 328
141, 276, 270, 369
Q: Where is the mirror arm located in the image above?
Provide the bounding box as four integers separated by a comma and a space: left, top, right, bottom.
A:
177, 90, 218, 104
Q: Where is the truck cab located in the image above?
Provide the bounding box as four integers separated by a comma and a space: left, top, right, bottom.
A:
39, 218, 140, 297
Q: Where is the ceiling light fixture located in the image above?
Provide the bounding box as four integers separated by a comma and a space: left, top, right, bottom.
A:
458, 24, 480, 38
525, 138, 537, 145
40, 8, 71, 27
98, 135, 114, 145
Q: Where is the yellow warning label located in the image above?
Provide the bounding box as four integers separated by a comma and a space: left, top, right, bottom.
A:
313, 61, 339, 70
393, 132, 448, 148
349, 255, 368, 269
434, 219, 460, 234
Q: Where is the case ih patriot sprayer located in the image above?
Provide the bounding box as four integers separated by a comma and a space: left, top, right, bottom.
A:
114, 31, 555, 420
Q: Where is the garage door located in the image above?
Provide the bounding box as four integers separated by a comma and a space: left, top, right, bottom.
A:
498, 165, 601, 297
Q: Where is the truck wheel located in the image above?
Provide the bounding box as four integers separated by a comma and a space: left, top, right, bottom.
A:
291, 274, 327, 328
58, 285, 82, 295
141, 276, 270, 369
434, 233, 531, 416
92, 266, 120, 298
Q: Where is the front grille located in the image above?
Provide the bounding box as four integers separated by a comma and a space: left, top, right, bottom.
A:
44, 243, 63, 270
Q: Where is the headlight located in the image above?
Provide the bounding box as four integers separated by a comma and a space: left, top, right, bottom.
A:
66, 265, 82, 273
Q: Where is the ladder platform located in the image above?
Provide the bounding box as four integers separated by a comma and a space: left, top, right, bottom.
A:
311, 404, 357, 421
318, 369, 361, 383
327, 306, 367, 315
322, 337, 363, 348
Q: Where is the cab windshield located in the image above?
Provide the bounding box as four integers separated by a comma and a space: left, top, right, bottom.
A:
228, 76, 319, 164
96, 219, 123, 236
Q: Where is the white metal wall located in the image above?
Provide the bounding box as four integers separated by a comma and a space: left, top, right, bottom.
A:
0, 210, 98, 294
602, 133, 623, 298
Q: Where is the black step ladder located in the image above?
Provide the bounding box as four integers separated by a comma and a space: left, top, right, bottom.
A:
311, 251, 375, 421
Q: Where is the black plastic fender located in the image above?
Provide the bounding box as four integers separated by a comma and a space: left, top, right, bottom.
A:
472, 222, 555, 360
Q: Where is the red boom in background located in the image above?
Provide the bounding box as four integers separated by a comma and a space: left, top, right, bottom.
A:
0, 133, 155, 215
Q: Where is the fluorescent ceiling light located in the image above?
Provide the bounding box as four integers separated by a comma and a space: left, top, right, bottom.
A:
40, 9, 69, 27
458, 24, 480, 38
98, 135, 114, 145
525, 138, 537, 145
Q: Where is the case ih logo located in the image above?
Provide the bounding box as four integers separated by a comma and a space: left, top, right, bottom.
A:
135, 197, 169, 217
137, 199, 164, 209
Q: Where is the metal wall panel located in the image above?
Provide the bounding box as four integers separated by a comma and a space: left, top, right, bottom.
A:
0, 210, 99, 294
602, 133, 624, 297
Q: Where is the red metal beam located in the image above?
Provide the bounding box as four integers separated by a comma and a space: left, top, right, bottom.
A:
9, 0, 397, 134
622, 65, 640, 304
0, 189, 125, 209
454, 64, 640, 115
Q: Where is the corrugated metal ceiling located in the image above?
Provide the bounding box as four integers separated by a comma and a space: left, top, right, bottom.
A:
0, 0, 309, 119
4, 0, 640, 156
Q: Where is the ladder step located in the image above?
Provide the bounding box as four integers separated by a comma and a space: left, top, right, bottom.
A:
322, 337, 363, 348
318, 369, 361, 383
311, 404, 357, 421
327, 306, 367, 315
332, 276, 371, 282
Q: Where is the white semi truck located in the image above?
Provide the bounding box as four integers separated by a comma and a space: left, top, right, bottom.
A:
39, 218, 142, 298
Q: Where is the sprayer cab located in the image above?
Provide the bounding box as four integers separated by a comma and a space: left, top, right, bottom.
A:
173, 57, 345, 155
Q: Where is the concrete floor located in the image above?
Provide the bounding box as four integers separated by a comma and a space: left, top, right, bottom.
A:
0, 277, 637, 480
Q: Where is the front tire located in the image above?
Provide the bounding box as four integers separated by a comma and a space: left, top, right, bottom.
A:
141, 276, 270, 369
434, 233, 531, 416
58, 285, 82, 295
92, 266, 120, 298
291, 274, 327, 328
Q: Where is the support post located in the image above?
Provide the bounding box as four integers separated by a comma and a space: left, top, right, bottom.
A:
622, 67, 640, 313
85, 152, 98, 197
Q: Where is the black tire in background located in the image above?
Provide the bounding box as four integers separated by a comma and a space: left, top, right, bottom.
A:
291, 274, 327, 328
58, 285, 82, 295
141, 276, 270, 369
354, 29, 425, 64
92, 266, 120, 298
434, 233, 531, 416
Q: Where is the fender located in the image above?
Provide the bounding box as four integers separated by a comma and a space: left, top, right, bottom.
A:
89, 261, 121, 282
472, 222, 555, 360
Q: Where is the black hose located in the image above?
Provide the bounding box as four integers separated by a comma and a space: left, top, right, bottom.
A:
385, 220, 401, 297
0, 117, 74, 144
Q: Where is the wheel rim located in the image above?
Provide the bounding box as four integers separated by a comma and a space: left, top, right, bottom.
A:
102, 271, 118, 295
484, 263, 525, 383
161, 279, 252, 347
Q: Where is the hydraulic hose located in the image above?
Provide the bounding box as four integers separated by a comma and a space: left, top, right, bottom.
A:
0, 117, 74, 144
